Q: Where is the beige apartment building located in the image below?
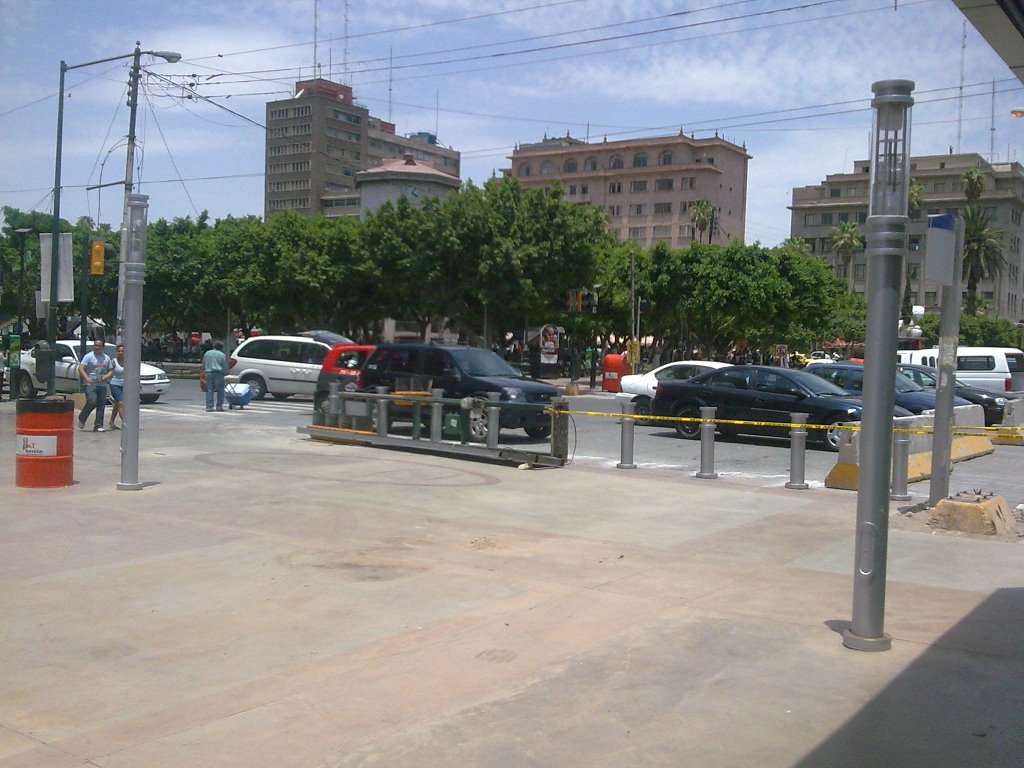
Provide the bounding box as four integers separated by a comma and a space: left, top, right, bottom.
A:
790, 153, 1023, 321
264, 79, 460, 219
505, 132, 750, 248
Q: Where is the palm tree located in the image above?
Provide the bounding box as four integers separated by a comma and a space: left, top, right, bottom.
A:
830, 220, 861, 293
962, 167, 985, 203
688, 198, 713, 244
908, 178, 923, 216
961, 205, 1006, 316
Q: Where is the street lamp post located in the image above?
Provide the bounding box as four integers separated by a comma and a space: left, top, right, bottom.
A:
843, 79, 914, 654
47, 44, 181, 393
14, 228, 31, 335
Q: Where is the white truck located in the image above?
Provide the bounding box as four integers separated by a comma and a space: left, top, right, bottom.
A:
13, 340, 171, 403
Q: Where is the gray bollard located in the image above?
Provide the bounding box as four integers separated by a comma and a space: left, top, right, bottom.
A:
411, 398, 422, 441
786, 412, 810, 490
550, 398, 569, 460
890, 429, 911, 501
375, 386, 389, 438
696, 406, 718, 479
326, 381, 341, 428
617, 399, 637, 469
486, 404, 501, 450
430, 388, 444, 442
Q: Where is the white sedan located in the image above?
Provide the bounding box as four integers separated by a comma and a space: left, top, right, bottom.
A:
615, 360, 732, 421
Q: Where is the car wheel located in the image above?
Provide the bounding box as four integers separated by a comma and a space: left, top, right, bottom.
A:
673, 405, 702, 439
314, 391, 327, 416
241, 374, 267, 400
823, 419, 846, 451
16, 372, 36, 399
524, 424, 551, 439
633, 396, 653, 423
467, 410, 489, 442
140, 394, 159, 404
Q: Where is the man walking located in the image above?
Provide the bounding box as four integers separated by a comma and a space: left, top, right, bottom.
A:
201, 340, 227, 412
78, 339, 114, 431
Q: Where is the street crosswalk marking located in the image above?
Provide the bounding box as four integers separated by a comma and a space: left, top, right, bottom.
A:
145, 399, 314, 419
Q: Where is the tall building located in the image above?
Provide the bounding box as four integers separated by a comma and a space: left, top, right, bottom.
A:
505, 132, 750, 248
264, 79, 460, 219
790, 153, 1023, 321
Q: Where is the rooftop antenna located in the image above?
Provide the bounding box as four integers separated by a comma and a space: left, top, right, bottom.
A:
957, 20, 966, 153
990, 79, 996, 162
388, 47, 393, 122
343, 0, 350, 80
313, 0, 319, 76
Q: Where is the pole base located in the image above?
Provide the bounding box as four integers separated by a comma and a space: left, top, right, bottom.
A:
695, 472, 718, 479
616, 462, 637, 470
564, 381, 580, 396
842, 628, 892, 652
785, 482, 809, 490
116, 481, 144, 491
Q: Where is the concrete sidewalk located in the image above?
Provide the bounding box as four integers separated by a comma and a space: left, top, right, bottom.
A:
0, 406, 1021, 767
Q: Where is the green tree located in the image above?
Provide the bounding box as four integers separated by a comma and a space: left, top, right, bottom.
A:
688, 198, 714, 244
908, 178, 923, 215
961, 206, 1006, 317
962, 167, 985, 203
830, 220, 861, 294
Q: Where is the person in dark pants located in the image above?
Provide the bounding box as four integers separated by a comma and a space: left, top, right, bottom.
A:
529, 340, 541, 379
78, 339, 113, 431
201, 340, 227, 412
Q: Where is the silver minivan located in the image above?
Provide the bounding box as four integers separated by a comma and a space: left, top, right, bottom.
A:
226, 335, 331, 400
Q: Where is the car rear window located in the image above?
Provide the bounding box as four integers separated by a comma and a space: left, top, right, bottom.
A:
957, 355, 994, 371
1007, 353, 1024, 373
366, 348, 417, 374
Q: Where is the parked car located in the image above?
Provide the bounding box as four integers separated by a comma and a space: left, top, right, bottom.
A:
227, 335, 332, 400
895, 362, 1008, 426
15, 340, 170, 403
358, 343, 559, 440
807, 361, 971, 415
651, 364, 913, 451
615, 360, 731, 421
313, 344, 376, 416
298, 330, 355, 346
897, 346, 1024, 392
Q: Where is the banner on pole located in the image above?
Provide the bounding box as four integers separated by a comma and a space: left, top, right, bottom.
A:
38, 233, 74, 302
924, 214, 956, 286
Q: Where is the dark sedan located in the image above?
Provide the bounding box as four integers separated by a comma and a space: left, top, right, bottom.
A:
896, 362, 1008, 426
808, 362, 971, 415
651, 365, 912, 451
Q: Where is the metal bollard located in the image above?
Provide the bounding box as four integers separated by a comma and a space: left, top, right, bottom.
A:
696, 406, 718, 479
617, 399, 637, 469
486, 405, 501, 450
375, 386, 389, 438
550, 398, 569, 460
430, 388, 444, 442
785, 412, 810, 490
326, 381, 341, 428
411, 398, 422, 440
890, 429, 911, 500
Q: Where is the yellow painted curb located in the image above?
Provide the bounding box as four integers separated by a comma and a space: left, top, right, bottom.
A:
825, 435, 995, 490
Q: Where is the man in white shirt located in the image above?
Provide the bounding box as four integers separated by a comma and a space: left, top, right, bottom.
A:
77, 339, 114, 432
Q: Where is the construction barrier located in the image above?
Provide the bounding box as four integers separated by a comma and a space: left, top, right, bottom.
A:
15, 398, 75, 488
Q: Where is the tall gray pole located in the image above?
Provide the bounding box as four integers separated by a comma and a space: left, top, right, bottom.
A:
844, 80, 914, 653
46, 62, 69, 394
928, 220, 964, 505
118, 193, 149, 491
115, 45, 143, 343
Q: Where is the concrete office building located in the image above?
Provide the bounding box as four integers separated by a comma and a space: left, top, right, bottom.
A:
265, 79, 460, 219
505, 132, 750, 248
790, 153, 1023, 321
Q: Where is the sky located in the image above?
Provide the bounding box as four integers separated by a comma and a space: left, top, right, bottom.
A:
1, 0, 1022, 246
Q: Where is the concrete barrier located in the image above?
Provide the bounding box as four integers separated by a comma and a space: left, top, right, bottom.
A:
991, 398, 1024, 446
825, 404, 994, 491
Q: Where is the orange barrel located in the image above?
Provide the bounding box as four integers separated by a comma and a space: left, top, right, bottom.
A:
601, 353, 632, 393
15, 398, 75, 488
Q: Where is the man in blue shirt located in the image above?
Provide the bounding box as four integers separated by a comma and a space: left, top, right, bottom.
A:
78, 339, 114, 432
201, 340, 228, 412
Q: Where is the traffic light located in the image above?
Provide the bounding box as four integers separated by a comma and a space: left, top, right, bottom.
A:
89, 239, 106, 275
581, 289, 592, 313
560, 291, 574, 313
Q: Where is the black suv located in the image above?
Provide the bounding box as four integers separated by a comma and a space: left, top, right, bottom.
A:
349, 343, 559, 439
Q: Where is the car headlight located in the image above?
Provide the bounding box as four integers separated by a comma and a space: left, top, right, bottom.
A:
502, 387, 524, 401
994, 397, 1007, 406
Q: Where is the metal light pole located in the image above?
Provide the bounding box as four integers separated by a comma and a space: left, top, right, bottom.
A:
844, 80, 914, 653
118, 193, 148, 491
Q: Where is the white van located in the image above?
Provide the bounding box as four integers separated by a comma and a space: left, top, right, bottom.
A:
896, 347, 1024, 392
227, 335, 331, 400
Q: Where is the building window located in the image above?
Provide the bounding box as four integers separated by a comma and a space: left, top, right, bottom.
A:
268, 108, 288, 120
838, 212, 849, 223
681, 176, 696, 189
584, 157, 598, 171
564, 158, 578, 173
630, 204, 644, 215
925, 291, 937, 306
630, 180, 648, 193
820, 239, 832, 253
801, 238, 815, 253
704, 156, 715, 165
835, 263, 847, 278
804, 213, 817, 226
658, 150, 673, 166
909, 236, 922, 252
633, 153, 648, 168
331, 109, 360, 123
854, 264, 866, 281
820, 212, 833, 225
933, 182, 945, 193
653, 225, 671, 239
856, 211, 867, 224
654, 202, 671, 214
655, 178, 673, 191
540, 160, 555, 176
580, 184, 589, 195
609, 155, 624, 170
907, 262, 920, 279
984, 206, 997, 218
628, 227, 646, 240
569, 185, 577, 196
680, 224, 695, 238
830, 187, 841, 198
608, 205, 621, 216
609, 182, 622, 194
519, 163, 531, 177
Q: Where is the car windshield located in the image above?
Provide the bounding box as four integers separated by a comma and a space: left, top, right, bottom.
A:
894, 374, 923, 392
789, 369, 851, 396
448, 348, 523, 378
